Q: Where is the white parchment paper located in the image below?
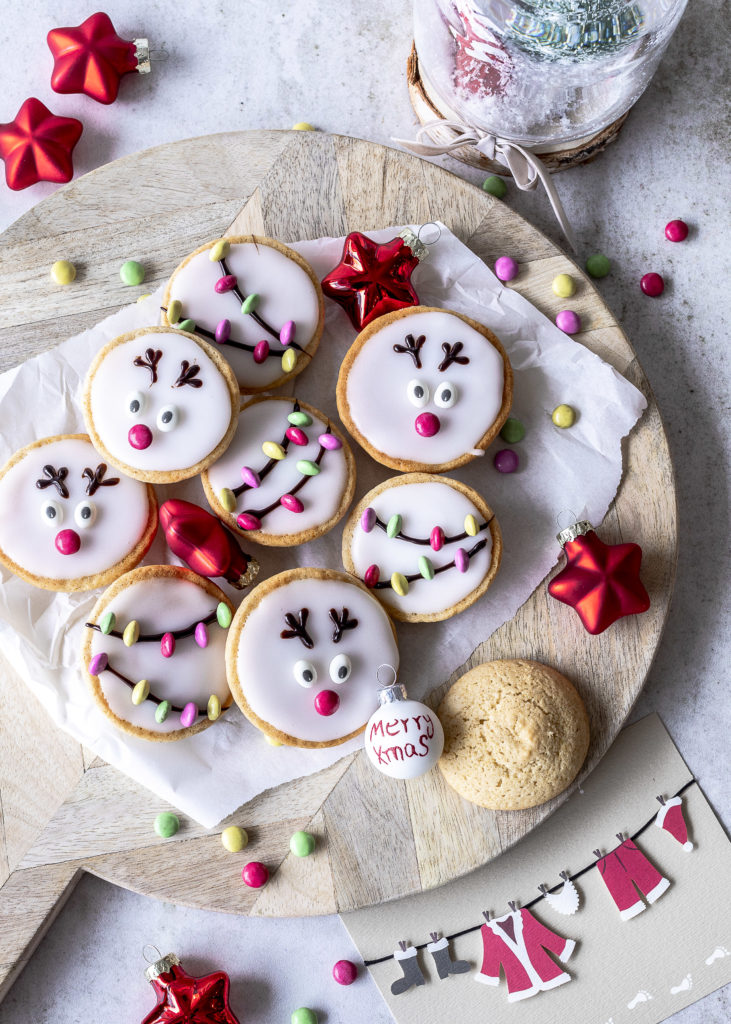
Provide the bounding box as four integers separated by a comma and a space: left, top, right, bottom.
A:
0, 225, 646, 827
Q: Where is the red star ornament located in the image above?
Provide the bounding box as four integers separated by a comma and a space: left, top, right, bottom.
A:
142, 955, 241, 1024
0, 98, 83, 191
48, 11, 147, 105
321, 229, 424, 330
547, 521, 650, 635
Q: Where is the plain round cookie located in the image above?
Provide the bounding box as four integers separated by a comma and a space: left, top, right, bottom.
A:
162, 234, 325, 394
83, 326, 239, 484
341, 472, 502, 622
336, 306, 513, 473
438, 660, 590, 810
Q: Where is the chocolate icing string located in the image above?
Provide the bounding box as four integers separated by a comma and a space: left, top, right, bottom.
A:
244, 439, 327, 520
230, 400, 300, 499
372, 513, 493, 547
373, 536, 489, 589
85, 608, 218, 643
159, 308, 311, 361
96, 661, 203, 715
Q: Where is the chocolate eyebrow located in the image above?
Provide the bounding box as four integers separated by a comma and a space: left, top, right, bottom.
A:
393, 333, 426, 368
281, 608, 314, 649
438, 341, 469, 372
174, 360, 203, 388
329, 607, 359, 643
36, 464, 69, 498
82, 463, 120, 495
133, 347, 163, 384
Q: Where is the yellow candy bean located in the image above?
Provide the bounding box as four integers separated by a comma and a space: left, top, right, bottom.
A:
137, 293, 152, 303
123, 620, 140, 646
292, 122, 315, 131
131, 679, 150, 705
209, 239, 230, 261
262, 441, 286, 460
167, 298, 182, 324
220, 487, 237, 512
51, 260, 76, 285
221, 825, 248, 853
391, 572, 409, 597
464, 514, 478, 537
281, 348, 297, 373
207, 694, 221, 721
552, 404, 576, 428
265, 733, 283, 746
552, 273, 576, 298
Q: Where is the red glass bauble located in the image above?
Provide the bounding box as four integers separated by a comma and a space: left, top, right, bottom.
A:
142, 958, 241, 1024
0, 98, 82, 191
159, 499, 258, 590
48, 11, 144, 105
548, 522, 650, 635
321, 230, 423, 330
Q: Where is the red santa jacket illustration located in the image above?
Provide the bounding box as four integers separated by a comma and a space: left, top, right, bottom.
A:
474, 907, 575, 1002
594, 837, 671, 920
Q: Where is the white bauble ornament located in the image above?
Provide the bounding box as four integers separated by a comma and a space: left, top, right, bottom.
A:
364, 683, 444, 779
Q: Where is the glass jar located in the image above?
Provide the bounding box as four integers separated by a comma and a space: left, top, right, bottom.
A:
413, 0, 688, 148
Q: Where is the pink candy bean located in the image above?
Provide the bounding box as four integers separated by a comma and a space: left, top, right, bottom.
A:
215, 319, 231, 343
253, 340, 270, 363
160, 632, 175, 658
237, 512, 262, 531
180, 702, 197, 728
285, 426, 309, 446
214, 274, 238, 293
281, 494, 304, 513
240, 466, 261, 488
319, 432, 342, 450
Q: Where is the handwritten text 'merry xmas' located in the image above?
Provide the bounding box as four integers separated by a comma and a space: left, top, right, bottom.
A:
368, 713, 437, 765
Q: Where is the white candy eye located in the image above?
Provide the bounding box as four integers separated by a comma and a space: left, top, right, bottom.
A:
41, 500, 63, 526
293, 660, 317, 688
329, 654, 352, 684
74, 500, 97, 529
127, 391, 146, 417
157, 405, 179, 431
407, 379, 430, 408
434, 381, 458, 408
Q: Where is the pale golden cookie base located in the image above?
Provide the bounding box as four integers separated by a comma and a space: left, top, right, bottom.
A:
81, 564, 235, 743
341, 472, 502, 622
336, 305, 513, 473
0, 433, 158, 592
225, 566, 399, 748
82, 326, 240, 484
438, 659, 590, 810
202, 396, 356, 547
161, 234, 325, 395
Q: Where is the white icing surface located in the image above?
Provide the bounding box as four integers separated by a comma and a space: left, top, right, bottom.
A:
87, 330, 233, 474
0, 437, 151, 582
235, 577, 399, 742
167, 242, 321, 390
349, 481, 493, 616
345, 310, 505, 465
205, 398, 349, 539
87, 576, 230, 736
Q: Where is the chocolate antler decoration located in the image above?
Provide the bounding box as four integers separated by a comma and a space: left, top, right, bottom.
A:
438, 341, 469, 372
133, 347, 163, 384
174, 360, 203, 388
281, 608, 314, 649
35, 464, 69, 498
329, 607, 359, 643
82, 463, 120, 496
393, 333, 426, 369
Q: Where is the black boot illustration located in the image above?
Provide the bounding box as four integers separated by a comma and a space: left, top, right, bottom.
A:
427, 932, 471, 979
391, 941, 426, 995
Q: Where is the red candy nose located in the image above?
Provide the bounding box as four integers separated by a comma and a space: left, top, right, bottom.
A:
314, 689, 340, 716
415, 412, 441, 437
128, 424, 153, 450
55, 529, 80, 555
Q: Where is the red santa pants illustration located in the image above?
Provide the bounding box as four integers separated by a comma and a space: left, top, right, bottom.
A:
475, 908, 575, 1002
595, 838, 670, 920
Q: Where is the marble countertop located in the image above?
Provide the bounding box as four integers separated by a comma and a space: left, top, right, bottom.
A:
1, 1, 728, 1021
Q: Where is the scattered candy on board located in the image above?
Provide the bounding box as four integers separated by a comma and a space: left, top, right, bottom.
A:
555, 309, 581, 334
292, 122, 316, 131
241, 861, 269, 888
494, 256, 519, 282
154, 812, 180, 838
364, 679, 445, 779
290, 830, 316, 857
291, 1009, 318, 1024
500, 417, 525, 443
552, 273, 575, 298
585, 252, 611, 278
120, 260, 145, 286
494, 449, 519, 473
482, 174, 507, 198
640, 272, 665, 296
221, 826, 248, 853
552, 404, 576, 428
665, 219, 688, 242
332, 959, 358, 986
51, 259, 76, 284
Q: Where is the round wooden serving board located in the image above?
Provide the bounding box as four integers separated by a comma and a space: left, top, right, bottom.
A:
0, 131, 676, 999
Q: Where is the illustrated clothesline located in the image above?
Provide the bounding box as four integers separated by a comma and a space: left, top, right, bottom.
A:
363, 778, 696, 966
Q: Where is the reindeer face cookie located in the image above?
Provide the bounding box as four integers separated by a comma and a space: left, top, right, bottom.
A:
342, 474, 502, 622
0, 434, 157, 591
337, 307, 512, 472
82, 565, 234, 741
226, 568, 399, 747
202, 396, 356, 547
83, 326, 239, 483
162, 235, 324, 393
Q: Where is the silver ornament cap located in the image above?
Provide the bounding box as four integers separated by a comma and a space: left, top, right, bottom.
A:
145, 952, 180, 982
398, 228, 429, 263
377, 683, 408, 706
557, 520, 593, 546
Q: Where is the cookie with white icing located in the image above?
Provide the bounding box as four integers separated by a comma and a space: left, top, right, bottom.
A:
162, 235, 324, 393
342, 473, 502, 622
83, 326, 239, 483
226, 568, 399, 748
336, 306, 512, 472
202, 396, 356, 547
82, 564, 235, 742
0, 434, 157, 592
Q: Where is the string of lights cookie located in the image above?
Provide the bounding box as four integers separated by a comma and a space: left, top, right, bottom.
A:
85, 601, 232, 727
359, 506, 494, 594
162, 239, 311, 374
217, 401, 343, 531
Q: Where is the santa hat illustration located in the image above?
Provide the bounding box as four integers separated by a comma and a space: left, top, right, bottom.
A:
655, 795, 694, 851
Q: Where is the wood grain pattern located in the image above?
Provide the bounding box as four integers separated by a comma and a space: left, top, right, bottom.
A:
0, 130, 676, 1000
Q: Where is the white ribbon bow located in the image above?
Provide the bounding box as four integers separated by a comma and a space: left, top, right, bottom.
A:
394, 118, 577, 253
